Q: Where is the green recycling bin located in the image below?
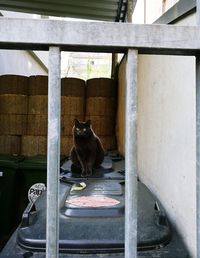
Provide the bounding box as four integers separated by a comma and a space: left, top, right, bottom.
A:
18, 155, 66, 213
0, 154, 24, 239
18, 155, 47, 210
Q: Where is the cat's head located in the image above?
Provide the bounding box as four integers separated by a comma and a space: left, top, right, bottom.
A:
73, 119, 92, 137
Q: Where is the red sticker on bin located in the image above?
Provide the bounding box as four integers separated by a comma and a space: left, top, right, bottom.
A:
66, 196, 120, 207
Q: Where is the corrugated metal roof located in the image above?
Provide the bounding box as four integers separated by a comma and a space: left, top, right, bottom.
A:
0, 0, 128, 22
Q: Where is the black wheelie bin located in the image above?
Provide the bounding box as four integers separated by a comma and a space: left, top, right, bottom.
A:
0, 154, 24, 249
0, 155, 189, 258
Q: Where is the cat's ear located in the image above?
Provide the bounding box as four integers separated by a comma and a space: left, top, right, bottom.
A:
74, 119, 79, 127
86, 120, 91, 127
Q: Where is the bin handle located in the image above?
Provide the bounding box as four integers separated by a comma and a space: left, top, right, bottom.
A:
21, 202, 36, 228
154, 201, 168, 227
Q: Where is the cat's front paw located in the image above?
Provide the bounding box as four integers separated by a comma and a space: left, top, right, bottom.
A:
86, 169, 92, 177
81, 170, 87, 177
81, 169, 92, 177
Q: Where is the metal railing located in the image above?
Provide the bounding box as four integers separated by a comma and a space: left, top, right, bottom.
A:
125, 49, 138, 258
0, 14, 200, 258
197, 1, 200, 258
46, 47, 61, 258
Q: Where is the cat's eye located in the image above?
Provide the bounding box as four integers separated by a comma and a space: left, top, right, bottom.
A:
83, 128, 87, 132
76, 128, 80, 131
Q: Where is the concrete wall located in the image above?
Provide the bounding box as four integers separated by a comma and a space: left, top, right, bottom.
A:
145, 0, 179, 23
138, 54, 196, 257
0, 10, 48, 76
137, 13, 196, 257
0, 50, 47, 76
133, 0, 179, 24
117, 11, 196, 258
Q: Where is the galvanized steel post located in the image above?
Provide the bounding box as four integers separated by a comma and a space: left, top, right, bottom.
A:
197, 56, 200, 258
125, 49, 138, 258
197, 1, 200, 257
46, 46, 61, 258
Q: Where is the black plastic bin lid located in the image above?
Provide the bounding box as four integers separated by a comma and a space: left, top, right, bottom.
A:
17, 179, 171, 253
0, 154, 24, 169
19, 155, 66, 170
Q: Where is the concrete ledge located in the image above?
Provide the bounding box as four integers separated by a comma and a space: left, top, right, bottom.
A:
0, 17, 200, 55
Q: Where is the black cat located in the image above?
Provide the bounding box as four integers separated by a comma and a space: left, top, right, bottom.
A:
70, 119, 105, 177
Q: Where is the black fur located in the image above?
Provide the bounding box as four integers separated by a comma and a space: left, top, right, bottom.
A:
70, 119, 105, 177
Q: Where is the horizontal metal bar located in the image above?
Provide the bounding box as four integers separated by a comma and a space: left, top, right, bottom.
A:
0, 18, 200, 55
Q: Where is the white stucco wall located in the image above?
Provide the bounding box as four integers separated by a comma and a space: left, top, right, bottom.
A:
0, 50, 47, 76
133, 0, 180, 24
0, 10, 48, 76
145, 0, 179, 23
137, 13, 196, 257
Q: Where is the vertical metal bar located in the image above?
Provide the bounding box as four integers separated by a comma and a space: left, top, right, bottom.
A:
127, 0, 133, 22
125, 49, 138, 258
197, 56, 200, 258
197, 2, 200, 258
46, 46, 61, 258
